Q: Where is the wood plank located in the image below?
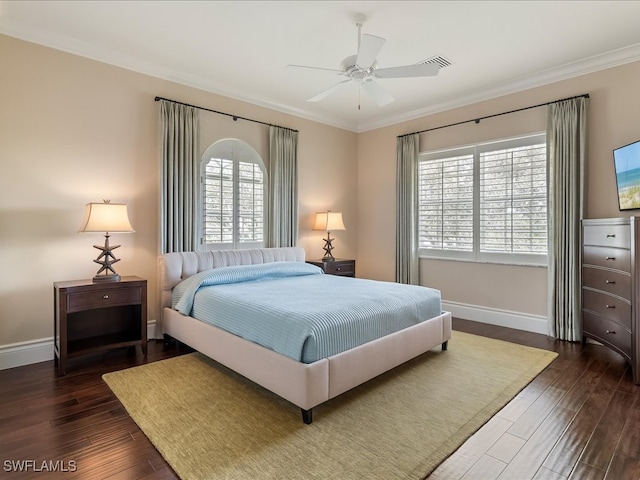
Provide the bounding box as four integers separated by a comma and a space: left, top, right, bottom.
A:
568, 462, 606, 480
497, 406, 576, 479
486, 433, 526, 464
605, 394, 640, 479
461, 455, 506, 480
542, 361, 627, 476
577, 390, 632, 471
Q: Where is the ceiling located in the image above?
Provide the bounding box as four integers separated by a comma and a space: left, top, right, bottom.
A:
2, 1, 640, 132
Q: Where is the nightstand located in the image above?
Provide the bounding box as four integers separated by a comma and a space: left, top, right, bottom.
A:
54, 276, 147, 375
307, 258, 356, 277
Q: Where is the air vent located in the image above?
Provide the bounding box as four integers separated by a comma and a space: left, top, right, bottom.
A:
419, 55, 452, 70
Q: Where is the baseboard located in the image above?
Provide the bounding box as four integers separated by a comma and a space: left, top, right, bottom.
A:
0, 337, 54, 370
0, 320, 158, 371
443, 300, 548, 335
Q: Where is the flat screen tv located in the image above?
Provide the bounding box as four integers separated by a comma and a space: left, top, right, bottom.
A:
614, 139, 640, 210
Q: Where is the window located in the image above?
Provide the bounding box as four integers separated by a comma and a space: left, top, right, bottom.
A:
201, 139, 266, 250
418, 133, 547, 265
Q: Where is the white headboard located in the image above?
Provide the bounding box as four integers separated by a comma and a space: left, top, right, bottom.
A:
157, 247, 306, 312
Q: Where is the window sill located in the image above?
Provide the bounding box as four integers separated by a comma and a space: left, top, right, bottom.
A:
418, 255, 548, 268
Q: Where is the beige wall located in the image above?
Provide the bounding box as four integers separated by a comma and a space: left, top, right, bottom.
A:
0, 34, 357, 347
2, 30, 640, 351
358, 60, 640, 321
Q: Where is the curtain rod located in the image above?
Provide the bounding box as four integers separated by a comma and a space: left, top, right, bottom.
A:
154, 96, 299, 133
397, 93, 590, 139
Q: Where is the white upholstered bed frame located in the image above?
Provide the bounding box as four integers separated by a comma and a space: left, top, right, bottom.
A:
158, 247, 452, 423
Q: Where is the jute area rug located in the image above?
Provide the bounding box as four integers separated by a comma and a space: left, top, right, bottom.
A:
103, 331, 557, 480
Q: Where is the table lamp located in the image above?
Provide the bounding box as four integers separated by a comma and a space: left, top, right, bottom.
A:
78, 200, 135, 282
313, 211, 345, 261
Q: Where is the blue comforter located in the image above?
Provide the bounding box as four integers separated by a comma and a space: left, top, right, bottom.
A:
172, 262, 442, 363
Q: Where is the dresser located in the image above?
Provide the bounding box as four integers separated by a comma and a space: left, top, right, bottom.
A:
582, 217, 639, 384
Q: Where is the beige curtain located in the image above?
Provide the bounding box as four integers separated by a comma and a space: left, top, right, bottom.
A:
267, 126, 298, 247
547, 97, 588, 341
396, 134, 420, 285
159, 100, 200, 254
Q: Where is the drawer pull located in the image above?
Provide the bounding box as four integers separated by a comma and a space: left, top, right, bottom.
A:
102, 295, 109, 299
606, 234, 616, 238
605, 256, 616, 260
336, 267, 342, 271
605, 304, 616, 309
605, 280, 616, 284
606, 330, 616, 334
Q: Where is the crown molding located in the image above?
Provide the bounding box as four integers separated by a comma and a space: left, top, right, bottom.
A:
2, 16, 640, 134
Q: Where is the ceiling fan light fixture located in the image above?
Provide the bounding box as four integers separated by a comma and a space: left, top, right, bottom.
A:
289, 15, 441, 108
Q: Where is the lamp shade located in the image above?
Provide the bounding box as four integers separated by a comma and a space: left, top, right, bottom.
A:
313, 211, 345, 232
79, 202, 135, 233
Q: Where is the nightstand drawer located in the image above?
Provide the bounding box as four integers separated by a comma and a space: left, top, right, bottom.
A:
67, 287, 142, 312
583, 311, 632, 359
324, 261, 355, 276
306, 259, 356, 277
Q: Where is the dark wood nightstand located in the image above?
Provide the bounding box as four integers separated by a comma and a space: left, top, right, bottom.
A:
54, 276, 147, 375
307, 258, 356, 277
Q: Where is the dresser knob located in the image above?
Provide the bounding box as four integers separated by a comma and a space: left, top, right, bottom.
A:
605, 304, 615, 309
605, 280, 616, 284
605, 256, 616, 260
606, 330, 616, 334
102, 295, 109, 299
606, 234, 616, 238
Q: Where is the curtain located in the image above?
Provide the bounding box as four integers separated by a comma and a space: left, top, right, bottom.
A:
159, 100, 200, 254
267, 126, 299, 247
396, 134, 420, 285
547, 97, 588, 341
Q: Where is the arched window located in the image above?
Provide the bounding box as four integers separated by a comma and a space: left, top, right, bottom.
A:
201, 139, 266, 250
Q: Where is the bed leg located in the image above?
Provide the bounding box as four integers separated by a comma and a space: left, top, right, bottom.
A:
301, 408, 313, 424
442, 340, 448, 351
163, 334, 174, 346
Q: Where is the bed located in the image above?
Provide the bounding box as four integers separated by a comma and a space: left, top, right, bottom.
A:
158, 247, 452, 424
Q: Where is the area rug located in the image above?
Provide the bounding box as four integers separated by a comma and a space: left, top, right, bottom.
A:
103, 331, 557, 480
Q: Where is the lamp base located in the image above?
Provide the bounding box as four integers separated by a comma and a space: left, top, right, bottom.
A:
93, 273, 121, 283
321, 232, 336, 261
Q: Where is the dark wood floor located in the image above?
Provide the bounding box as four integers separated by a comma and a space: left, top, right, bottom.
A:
0, 319, 638, 479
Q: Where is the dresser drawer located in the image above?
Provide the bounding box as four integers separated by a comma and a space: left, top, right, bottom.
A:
582, 288, 631, 329
583, 311, 632, 359
583, 246, 631, 272
582, 267, 631, 300
66, 287, 142, 312
583, 222, 630, 248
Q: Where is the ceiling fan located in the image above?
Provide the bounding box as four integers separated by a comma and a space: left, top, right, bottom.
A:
287, 14, 440, 107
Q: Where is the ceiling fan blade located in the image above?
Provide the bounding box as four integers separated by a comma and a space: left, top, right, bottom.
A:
356, 34, 385, 69
361, 80, 394, 106
286, 64, 345, 75
307, 79, 353, 102
374, 62, 440, 79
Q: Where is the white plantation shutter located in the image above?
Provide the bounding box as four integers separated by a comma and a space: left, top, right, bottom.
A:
479, 143, 547, 255
204, 158, 234, 244
418, 154, 474, 254
418, 134, 547, 265
237, 161, 264, 243
202, 140, 266, 250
